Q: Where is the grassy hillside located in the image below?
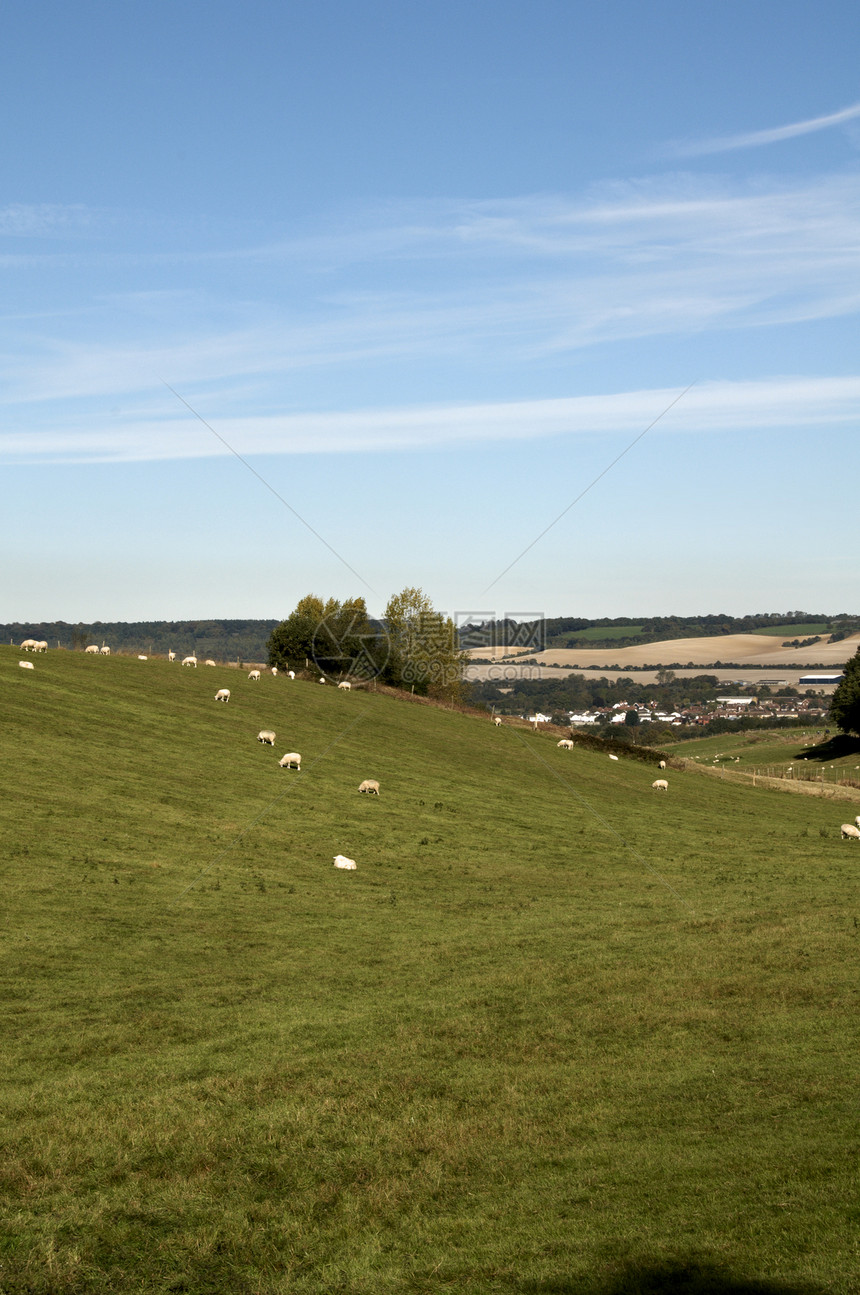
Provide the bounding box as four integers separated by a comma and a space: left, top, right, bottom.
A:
1, 647, 858, 1294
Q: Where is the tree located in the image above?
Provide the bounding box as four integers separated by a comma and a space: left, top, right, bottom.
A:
828, 647, 860, 737
382, 587, 466, 701
267, 595, 379, 677
624, 709, 640, 727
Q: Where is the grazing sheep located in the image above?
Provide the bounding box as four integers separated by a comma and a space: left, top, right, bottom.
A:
35, 641, 47, 652
279, 752, 301, 769
99, 646, 111, 655
168, 650, 176, 661
271, 667, 278, 676
215, 689, 231, 703
205, 659, 217, 667
557, 739, 574, 750
841, 824, 860, 841
257, 730, 276, 745
609, 754, 619, 761
19, 639, 37, 651
358, 779, 380, 795
85, 645, 100, 654
493, 716, 502, 726
658, 760, 667, 769
248, 669, 261, 681
333, 854, 357, 870
288, 671, 295, 680
182, 656, 197, 667
652, 779, 669, 791
18, 660, 34, 670
319, 677, 326, 685
337, 681, 351, 690
138, 655, 148, 661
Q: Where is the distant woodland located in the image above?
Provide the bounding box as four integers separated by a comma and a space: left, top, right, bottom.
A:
1, 620, 279, 662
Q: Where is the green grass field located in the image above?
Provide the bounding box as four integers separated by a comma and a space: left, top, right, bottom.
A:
547, 626, 645, 645
666, 730, 860, 785
2, 648, 859, 1294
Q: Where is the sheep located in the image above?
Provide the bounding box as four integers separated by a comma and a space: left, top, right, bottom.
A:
168, 650, 176, 662
205, 659, 217, 667
609, 754, 619, 761
358, 779, 380, 795
288, 671, 295, 680
652, 779, 669, 791
138, 655, 148, 661
215, 689, 231, 703
279, 752, 301, 769
855, 816, 860, 829
18, 660, 35, 670
337, 681, 351, 690
658, 760, 667, 769
248, 669, 261, 681
19, 639, 37, 651
557, 739, 574, 750
182, 656, 197, 667
319, 677, 326, 685
271, 667, 278, 676
85, 645, 100, 654
35, 641, 47, 652
99, 646, 111, 655
493, 716, 502, 726
257, 730, 276, 745
841, 824, 860, 841
333, 854, 357, 870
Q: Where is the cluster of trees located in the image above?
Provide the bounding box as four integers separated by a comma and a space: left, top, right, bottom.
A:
830, 646, 860, 737
267, 588, 466, 701
470, 670, 722, 720
2, 620, 278, 660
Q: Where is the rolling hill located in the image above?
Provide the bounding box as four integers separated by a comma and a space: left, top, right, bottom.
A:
1, 646, 858, 1293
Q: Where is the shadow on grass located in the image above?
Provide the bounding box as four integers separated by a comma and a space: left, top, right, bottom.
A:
520, 1258, 826, 1295
796, 733, 860, 764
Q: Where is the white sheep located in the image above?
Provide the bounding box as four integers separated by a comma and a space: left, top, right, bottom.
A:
333, 854, 357, 870
279, 752, 301, 769
337, 681, 351, 690
493, 716, 502, 726
138, 655, 148, 661
319, 677, 326, 685
257, 730, 276, 745
18, 660, 35, 670
358, 779, 380, 795
271, 667, 278, 676
205, 659, 216, 667
215, 689, 231, 703
841, 824, 860, 841
557, 739, 574, 750
99, 646, 111, 655
609, 754, 619, 761
248, 669, 261, 681
652, 779, 669, 791
85, 645, 100, 654
182, 656, 197, 667
658, 760, 667, 769
288, 671, 295, 680
168, 650, 176, 662
20, 639, 37, 651
35, 641, 47, 652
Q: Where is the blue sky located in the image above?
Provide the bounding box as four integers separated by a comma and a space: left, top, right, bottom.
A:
2, 0, 858, 623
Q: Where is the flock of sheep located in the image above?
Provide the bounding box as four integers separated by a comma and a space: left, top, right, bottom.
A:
14, 642, 860, 847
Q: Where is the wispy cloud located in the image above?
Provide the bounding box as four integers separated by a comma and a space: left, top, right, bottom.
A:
2, 376, 857, 464
0, 203, 95, 237
666, 101, 860, 158
1, 172, 858, 409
